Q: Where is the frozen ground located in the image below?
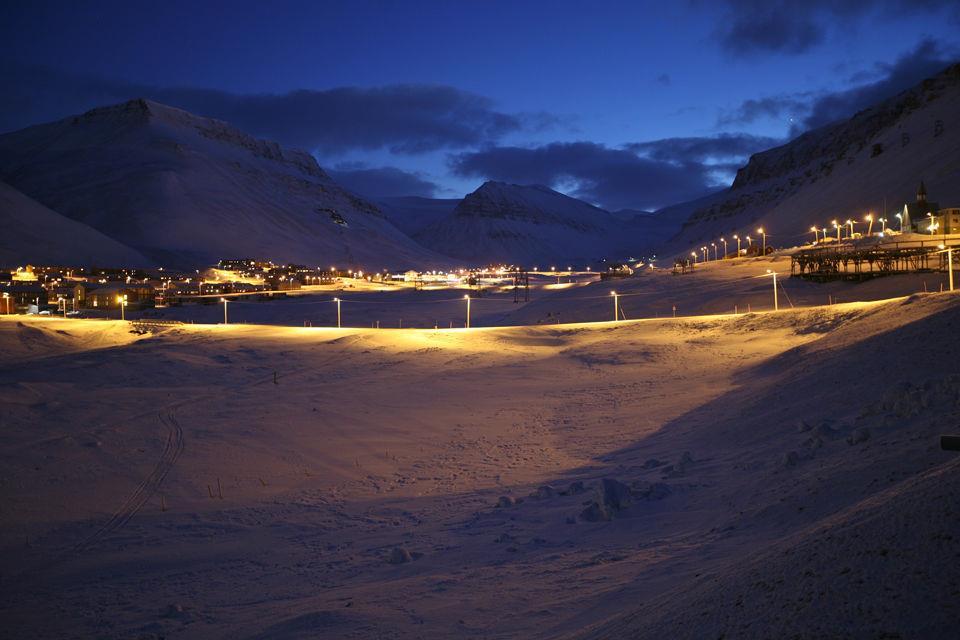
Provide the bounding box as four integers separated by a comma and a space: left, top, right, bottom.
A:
1, 283, 959, 638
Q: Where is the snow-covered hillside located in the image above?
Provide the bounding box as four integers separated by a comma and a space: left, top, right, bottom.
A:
0, 99, 447, 269
0, 181, 149, 267
415, 181, 671, 265
661, 63, 960, 257
376, 196, 461, 237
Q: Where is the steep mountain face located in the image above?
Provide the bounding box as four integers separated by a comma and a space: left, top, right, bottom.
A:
376, 196, 461, 237
414, 182, 670, 265
661, 63, 960, 256
0, 181, 149, 267
0, 99, 445, 269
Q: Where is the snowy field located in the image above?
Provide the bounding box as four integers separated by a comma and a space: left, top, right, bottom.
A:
90, 255, 956, 330
1, 275, 959, 638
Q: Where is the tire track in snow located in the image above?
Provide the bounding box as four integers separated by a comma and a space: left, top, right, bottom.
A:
74, 407, 184, 552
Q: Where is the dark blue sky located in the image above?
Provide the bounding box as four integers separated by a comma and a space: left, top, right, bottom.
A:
2, 0, 958, 209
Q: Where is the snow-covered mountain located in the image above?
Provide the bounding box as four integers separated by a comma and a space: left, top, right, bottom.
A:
0, 181, 150, 267
414, 181, 670, 265
376, 196, 461, 237
661, 63, 960, 256
0, 99, 446, 269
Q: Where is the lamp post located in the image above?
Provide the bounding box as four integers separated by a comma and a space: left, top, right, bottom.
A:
832, 220, 840, 242
880, 217, 887, 233
2, 292, 9, 315
221, 297, 229, 324
757, 228, 766, 255
721, 237, 728, 257
464, 294, 471, 328
846, 219, 855, 238
895, 213, 903, 232
810, 226, 818, 244
611, 291, 619, 322
333, 297, 341, 328
766, 270, 778, 311
711, 243, 717, 260
691, 251, 698, 264
746, 235, 753, 249
117, 294, 127, 321
701, 246, 708, 262
865, 214, 874, 236
733, 234, 741, 255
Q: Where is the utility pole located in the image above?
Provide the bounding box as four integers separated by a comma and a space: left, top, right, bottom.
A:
611, 291, 619, 322
767, 270, 778, 311
464, 295, 471, 328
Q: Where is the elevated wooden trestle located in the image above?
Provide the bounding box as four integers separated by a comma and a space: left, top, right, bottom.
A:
791, 238, 960, 281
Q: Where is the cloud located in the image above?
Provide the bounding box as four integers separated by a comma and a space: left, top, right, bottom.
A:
0, 63, 551, 154
626, 133, 782, 163
328, 165, 438, 198
718, 39, 958, 132
656, 73, 672, 86
449, 137, 773, 211
710, 0, 960, 56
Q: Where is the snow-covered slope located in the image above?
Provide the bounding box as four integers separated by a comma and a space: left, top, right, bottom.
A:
376, 196, 461, 237
661, 63, 960, 256
415, 182, 670, 265
0, 99, 447, 269
0, 181, 149, 267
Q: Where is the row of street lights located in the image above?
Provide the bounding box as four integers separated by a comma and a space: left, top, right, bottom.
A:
691, 227, 767, 264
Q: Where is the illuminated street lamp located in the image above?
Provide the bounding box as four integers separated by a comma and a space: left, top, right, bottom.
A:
701, 246, 708, 262
2, 292, 10, 315
220, 297, 229, 324
711, 243, 717, 260
333, 297, 341, 328
846, 219, 855, 238
879, 217, 887, 232
746, 235, 753, 249
757, 228, 766, 255
610, 290, 619, 322
733, 234, 741, 255
691, 251, 698, 264
720, 237, 728, 257
938, 244, 954, 292
464, 294, 471, 328
832, 220, 840, 242
810, 226, 819, 244
766, 269, 779, 311
116, 294, 128, 321
895, 213, 903, 232
865, 213, 874, 236
927, 212, 938, 235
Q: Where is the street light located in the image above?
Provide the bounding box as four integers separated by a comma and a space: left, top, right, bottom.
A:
333, 297, 341, 328
220, 297, 229, 324
895, 213, 903, 232
757, 228, 766, 255
879, 217, 887, 232
116, 294, 128, 321
691, 251, 698, 264
464, 294, 471, 328
610, 290, 619, 322
938, 245, 954, 292
865, 214, 874, 236
746, 235, 753, 248
733, 234, 741, 255
701, 246, 708, 262
766, 269, 779, 311
832, 220, 840, 242
846, 219, 855, 238
810, 226, 818, 244
711, 243, 717, 260
720, 237, 728, 257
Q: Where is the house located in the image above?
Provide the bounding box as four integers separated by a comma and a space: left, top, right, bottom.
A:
934, 208, 960, 235
2, 282, 48, 309
74, 282, 155, 309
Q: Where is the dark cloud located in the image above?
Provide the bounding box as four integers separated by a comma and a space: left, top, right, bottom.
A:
0, 63, 551, 154
449, 141, 744, 211
626, 133, 782, 163
710, 0, 960, 56
718, 39, 958, 133
328, 165, 438, 198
